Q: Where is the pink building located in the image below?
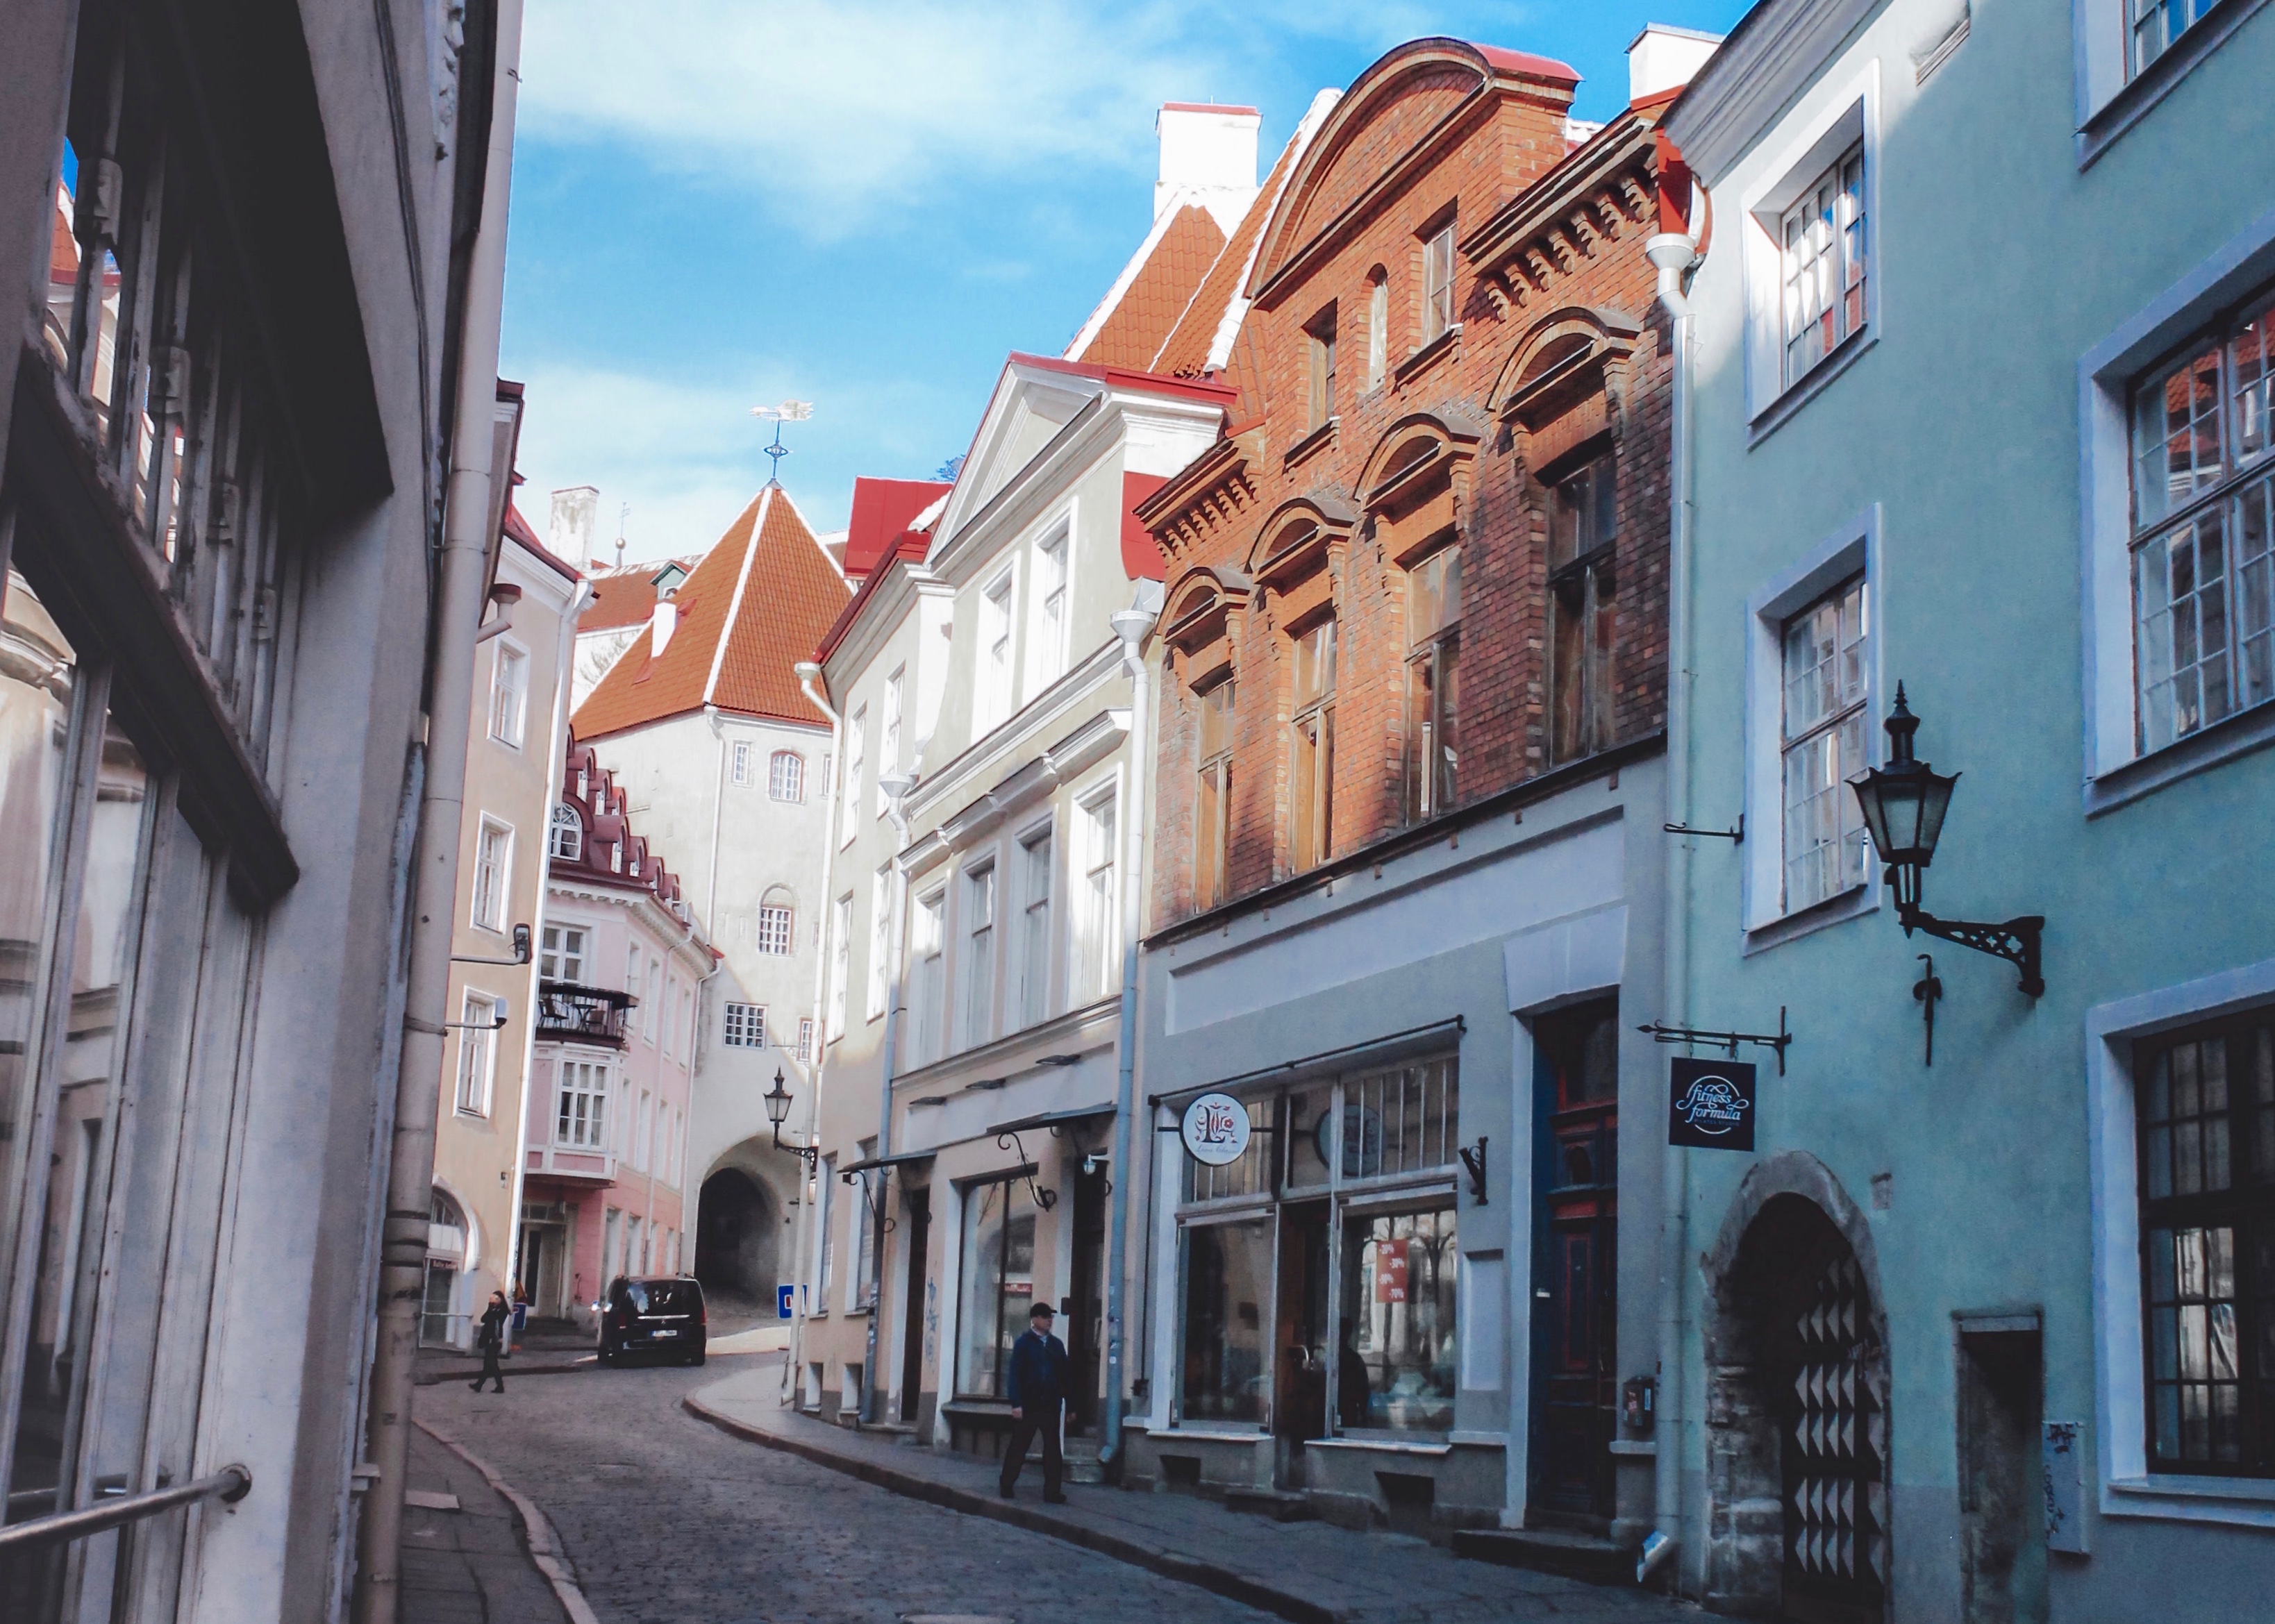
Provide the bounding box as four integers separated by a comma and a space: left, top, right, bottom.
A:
519, 739, 714, 1326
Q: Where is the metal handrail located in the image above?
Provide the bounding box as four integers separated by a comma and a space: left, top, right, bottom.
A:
0, 1464, 249, 1550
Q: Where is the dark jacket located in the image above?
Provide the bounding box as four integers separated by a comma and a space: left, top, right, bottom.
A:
478, 1300, 510, 1350
1005, 1328, 1068, 1407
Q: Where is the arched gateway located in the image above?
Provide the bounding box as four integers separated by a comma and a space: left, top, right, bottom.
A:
694, 1168, 778, 1307
1701, 1153, 1891, 1624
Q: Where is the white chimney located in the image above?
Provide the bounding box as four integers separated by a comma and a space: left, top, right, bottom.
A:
1627, 23, 1722, 103
650, 591, 678, 657
549, 485, 599, 568
1156, 103, 1260, 226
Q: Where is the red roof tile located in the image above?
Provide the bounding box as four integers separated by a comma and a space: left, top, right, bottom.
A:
1151, 117, 1316, 379
572, 486, 850, 739
844, 477, 953, 580
578, 558, 703, 633
503, 502, 581, 583
1072, 204, 1227, 371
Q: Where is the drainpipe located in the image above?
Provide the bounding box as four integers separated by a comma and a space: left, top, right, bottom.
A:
1642, 211, 1706, 1591
791, 662, 841, 1403
354, 4, 524, 1621
1099, 594, 1158, 1472
861, 775, 915, 1423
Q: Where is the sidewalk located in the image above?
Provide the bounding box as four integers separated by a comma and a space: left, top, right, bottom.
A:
402, 1421, 578, 1624
685, 1363, 1697, 1624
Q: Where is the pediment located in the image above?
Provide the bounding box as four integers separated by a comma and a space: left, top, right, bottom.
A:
933, 360, 1105, 543
1494, 305, 1641, 430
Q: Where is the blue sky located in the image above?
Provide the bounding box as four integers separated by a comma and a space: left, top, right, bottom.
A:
500, 1, 1751, 560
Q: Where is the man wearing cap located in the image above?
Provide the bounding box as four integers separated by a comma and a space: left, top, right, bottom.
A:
999, 1301, 1071, 1502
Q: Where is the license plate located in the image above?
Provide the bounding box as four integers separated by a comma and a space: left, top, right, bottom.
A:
652, 1328, 678, 1338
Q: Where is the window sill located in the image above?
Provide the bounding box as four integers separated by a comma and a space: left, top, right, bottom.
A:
1747, 330, 1875, 449
1308, 1434, 1453, 1457
1742, 882, 1876, 957
1283, 416, 1338, 473
2106, 1473, 2275, 1527
1160, 1424, 1270, 1443
2084, 697, 2275, 817
2076, 0, 2274, 170
1394, 325, 1461, 390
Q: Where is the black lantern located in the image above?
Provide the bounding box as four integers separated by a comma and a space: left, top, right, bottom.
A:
765, 1069, 819, 1165
1849, 685, 2044, 996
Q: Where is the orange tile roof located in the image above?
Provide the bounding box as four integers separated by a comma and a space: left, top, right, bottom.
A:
503, 501, 580, 583
572, 485, 850, 739
578, 558, 703, 633
1151, 121, 1312, 380
1073, 203, 1227, 371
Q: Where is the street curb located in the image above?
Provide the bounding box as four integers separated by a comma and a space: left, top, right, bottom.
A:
680, 1391, 1345, 1624
414, 1358, 592, 1386
416, 1421, 601, 1624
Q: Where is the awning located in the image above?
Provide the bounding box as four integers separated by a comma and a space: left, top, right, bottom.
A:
836, 1148, 936, 1177
985, 1105, 1114, 1137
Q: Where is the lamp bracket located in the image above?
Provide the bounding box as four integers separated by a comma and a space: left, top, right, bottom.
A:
1898, 904, 2044, 998
1637, 1007, 1793, 1075
1663, 814, 1743, 843
769, 1123, 819, 1169
1457, 1137, 1490, 1205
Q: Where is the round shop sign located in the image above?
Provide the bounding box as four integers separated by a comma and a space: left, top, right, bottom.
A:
1181, 1092, 1252, 1166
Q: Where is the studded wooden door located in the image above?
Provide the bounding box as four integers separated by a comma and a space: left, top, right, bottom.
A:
1777, 1249, 1888, 1624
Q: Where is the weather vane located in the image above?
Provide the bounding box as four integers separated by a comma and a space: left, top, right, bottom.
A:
749, 399, 813, 485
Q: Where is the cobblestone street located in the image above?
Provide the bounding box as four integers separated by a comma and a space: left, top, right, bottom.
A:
415, 1355, 1278, 1624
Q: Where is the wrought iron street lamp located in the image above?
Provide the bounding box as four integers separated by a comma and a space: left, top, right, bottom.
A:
764, 1068, 818, 1166
1848, 685, 2044, 996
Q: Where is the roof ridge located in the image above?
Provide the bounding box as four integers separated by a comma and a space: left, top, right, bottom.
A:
1207, 88, 1339, 374
702, 484, 774, 706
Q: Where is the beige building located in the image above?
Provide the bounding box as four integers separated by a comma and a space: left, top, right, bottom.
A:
425, 510, 588, 1348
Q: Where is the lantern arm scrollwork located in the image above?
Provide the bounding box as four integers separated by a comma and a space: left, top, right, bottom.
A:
1894, 901, 2044, 998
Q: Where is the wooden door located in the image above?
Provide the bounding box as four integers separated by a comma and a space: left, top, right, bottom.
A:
1530, 1001, 1619, 1521
898, 1187, 931, 1423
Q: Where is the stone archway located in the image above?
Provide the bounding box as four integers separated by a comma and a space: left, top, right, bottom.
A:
694, 1168, 778, 1312
1701, 1153, 1891, 1623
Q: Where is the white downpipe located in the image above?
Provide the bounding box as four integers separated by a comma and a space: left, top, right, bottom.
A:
790, 661, 842, 1403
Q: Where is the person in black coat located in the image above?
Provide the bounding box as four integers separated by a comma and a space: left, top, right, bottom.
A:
471, 1290, 510, 1393
999, 1302, 1070, 1502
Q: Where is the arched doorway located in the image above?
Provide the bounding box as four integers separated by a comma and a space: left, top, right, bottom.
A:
694, 1169, 777, 1313
1702, 1157, 1890, 1623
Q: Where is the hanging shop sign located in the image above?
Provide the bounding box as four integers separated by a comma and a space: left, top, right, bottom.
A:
1181, 1092, 1253, 1165
1667, 1056, 1756, 1151
1374, 1237, 1410, 1303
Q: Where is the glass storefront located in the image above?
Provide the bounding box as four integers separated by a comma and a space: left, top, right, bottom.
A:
956, 1174, 1038, 1397
1172, 1054, 1462, 1438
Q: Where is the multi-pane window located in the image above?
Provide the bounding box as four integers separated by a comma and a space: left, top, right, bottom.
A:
539, 924, 587, 982
661, 980, 676, 1058
472, 819, 510, 930
798, 1016, 815, 1062
878, 667, 903, 817
556, 1060, 608, 1149
1194, 679, 1235, 910
910, 889, 946, 1064
490, 644, 528, 747
1404, 546, 1462, 823
963, 862, 997, 1046
1780, 576, 1871, 912
1074, 791, 1118, 1002
2135, 1013, 2275, 1475
868, 865, 892, 1020
1034, 524, 1070, 689
1290, 619, 1337, 870
723, 1002, 766, 1048
1019, 828, 1053, 1028
455, 991, 495, 1114
2130, 287, 2275, 753
980, 572, 1015, 730
2131, 0, 2217, 76
549, 803, 582, 861
1422, 221, 1457, 345
842, 708, 866, 848
1779, 144, 1867, 389
757, 903, 795, 955
1307, 304, 1338, 430
769, 749, 805, 801
1549, 454, 1619, 764
829, 894, 852, 1039
1367, 271, 1390, 392
730, 738, 754, 787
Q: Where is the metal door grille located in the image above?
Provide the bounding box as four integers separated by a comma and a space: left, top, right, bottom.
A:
1781, 1252, 1888, 1623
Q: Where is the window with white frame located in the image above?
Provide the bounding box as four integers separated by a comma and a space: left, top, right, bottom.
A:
829, 893, 852, 1039
757, 901, 795, 955
637, 1089, 653, 1172
769, 749, 805, 801
723, 1001, 766, 1048
867, 865, 891, 1020
978, 571, 1015, 730
1017, 826, 1053, 1028
472, 819, 510, 931
549, 803, 582, 861
1366, 268, 1390, 392
2129, 285, 2275, 753
1778, 144, 1867, 390
798, 1016, 814, 1062
910, 888, 945, 1065
678, 985, 692, 1059
662, 978, 676, 1057
626, 944, 641, 1001
646, 962, 661, 1040
878, 667, 903, 817
842, 707, 866, 848
1032, 522, 1070, 689
2131, 0, 2219, 78
556, 1060, 608, 1149
1072, 788, 1117, 1003
489, 642, 528, 747
817, 1155, 837, 1308
455, 991, 495, 1114
730, 738, 755, 787
540, 924, 587, 982
1781, 576, 1872, 913
1421, 219, 1456, 346
963, 862, 997, 1047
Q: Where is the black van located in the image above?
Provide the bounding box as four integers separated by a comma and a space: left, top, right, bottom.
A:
596, 1275, 707, 1366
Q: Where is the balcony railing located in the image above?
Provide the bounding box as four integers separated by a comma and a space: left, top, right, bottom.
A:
535, 980, 635, 1048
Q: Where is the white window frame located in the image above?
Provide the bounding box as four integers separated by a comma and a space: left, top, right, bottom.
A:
1420, 220, 1456, 346
539, 923, 587, 982
549, 803, 581, 861
842, 706, 867, 849
867, 864, 891, 1021
2088, 952, 2275, 1528
978, 568, 1017, 733
488, 638, 529, 748
723, 1001, 766, 1048
910, 886, 946, 1066
1366, 270, 1389, 392
730, 737, 755, 788
878, 668, 904, 817
1071, 776, 1120, 1005
1030, 515, 1074, 693
455, 989, 496, 1115
828, 894, 852, 1039
961, 857, 997, 1050
471, 817, 512, 932
556, 1058, 609, 1150
797, 1016, 814, 1062
2074, 0, 2273, 167
1742, 506, 1883, 949
769, 749, 805, 802
1015, 820, 1054, 1030
662, 978, 676, 1058
645, 962, 661, 1041
1738, 69, 1879, 433
2081, 212, 2275, 812
757, 901, 795, 956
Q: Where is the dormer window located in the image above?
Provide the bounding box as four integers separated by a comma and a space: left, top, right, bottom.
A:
549, 803, 582, 861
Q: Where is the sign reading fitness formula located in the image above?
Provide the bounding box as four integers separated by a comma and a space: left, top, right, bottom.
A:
1181, 1092, 1253, 1166
1667, 1057, 1756, 1151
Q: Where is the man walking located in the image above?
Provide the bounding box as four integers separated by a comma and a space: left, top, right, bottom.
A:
999, 1302, 1069, 1503
470, 1289, 510, 1393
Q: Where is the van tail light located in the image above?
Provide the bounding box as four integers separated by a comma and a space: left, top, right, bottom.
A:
699, 1303, 708, 1328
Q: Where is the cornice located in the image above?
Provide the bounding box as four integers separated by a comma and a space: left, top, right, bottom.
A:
902, 705, 1131, 877
824, 563, 949, 687
1661, 0, 1881, 186
544, 877, 716, 968
1461, 110, 1661, 276
902, 639, 1127, 829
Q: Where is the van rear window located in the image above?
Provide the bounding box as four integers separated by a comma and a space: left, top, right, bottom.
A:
626, 1280, 697, 1314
